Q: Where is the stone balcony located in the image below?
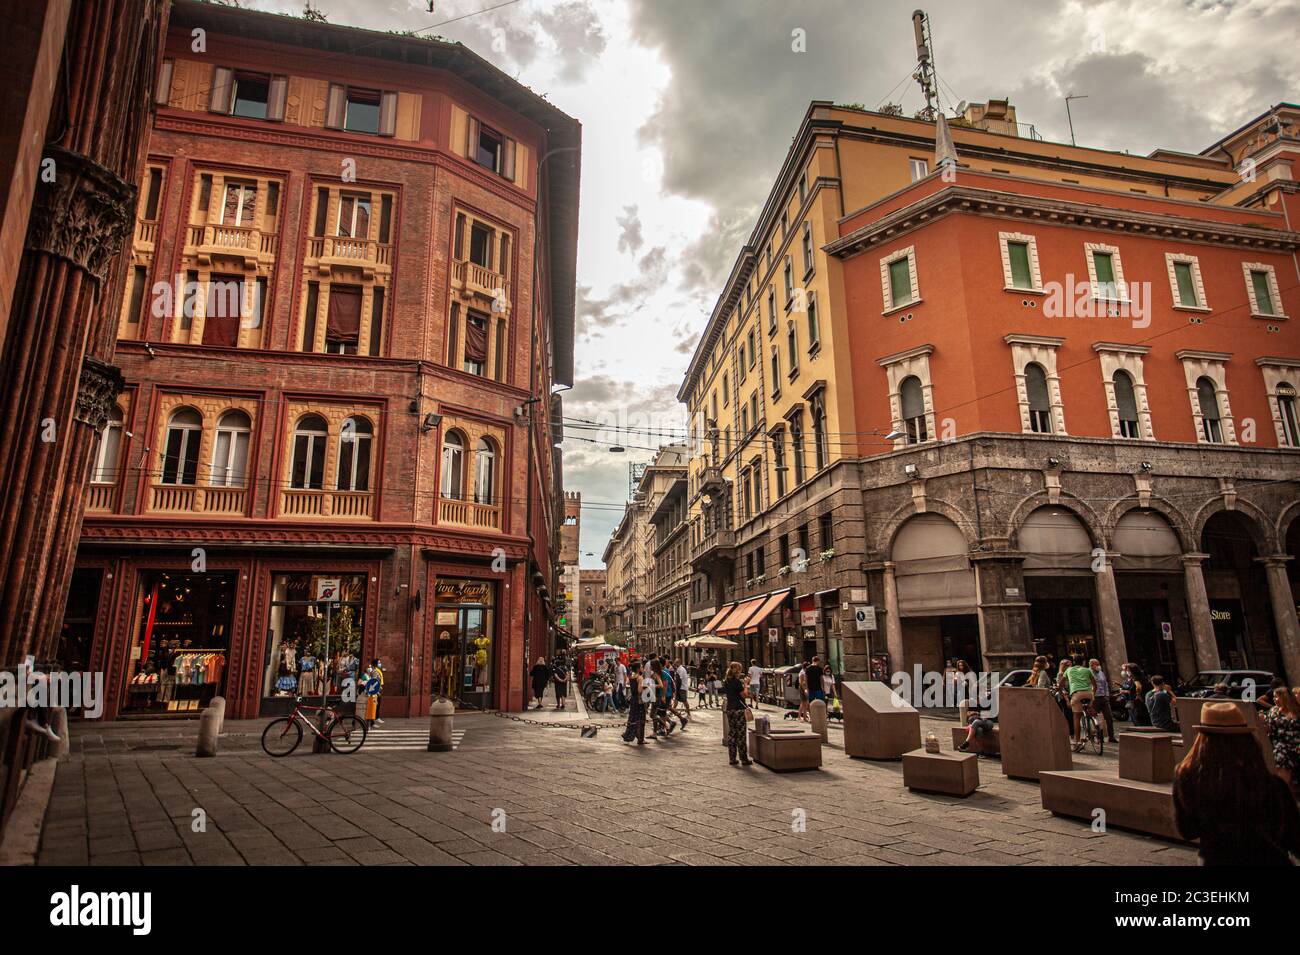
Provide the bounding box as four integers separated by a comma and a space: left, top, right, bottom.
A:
304, 235, 392, 278
452, 258, 511, 310
438, 497, 502, 531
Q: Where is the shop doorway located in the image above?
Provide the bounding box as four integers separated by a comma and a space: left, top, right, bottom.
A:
56, 568, 103, 717
121, 571, 236, 717
1119, 598, 1177, 677
1028, 593, 1098, 668
432, 579, 496, 710
940, 615, 982, 672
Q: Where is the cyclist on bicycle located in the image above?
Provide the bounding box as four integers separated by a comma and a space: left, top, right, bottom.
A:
1059, 654, 1097, 745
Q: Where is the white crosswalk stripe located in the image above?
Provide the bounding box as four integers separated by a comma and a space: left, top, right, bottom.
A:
362, 728, 465, 751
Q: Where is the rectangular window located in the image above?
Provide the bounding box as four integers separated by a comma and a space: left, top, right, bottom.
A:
197, 174, 212, 215
807, 293, 820, 349
230, 71, 270, 119
221, 181, 257, 227
819, 511, 833, 550
1092, 251, 1116, 287
1174, 261, 1198, 307
325, 284, 362, 354
337, 194, 371, 239
909, 158, 928, 181
302, 282, 319, 351
476, 125, 503, 172
889, 257, 912, 307
379, 195, 393, 244
369, 286, 385, 356
127, 266, 147, 326
469, 223, 493, 267
313, 188, 329, 237
344, 88, 382, 135
143, 168, 163, 221
1007, 241, 1033, 289
463, 309, 488, 376
1252, 270, 1277, 315
802, 222, 814, 274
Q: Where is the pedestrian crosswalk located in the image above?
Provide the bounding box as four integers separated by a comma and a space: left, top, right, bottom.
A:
362, 726, 465, 752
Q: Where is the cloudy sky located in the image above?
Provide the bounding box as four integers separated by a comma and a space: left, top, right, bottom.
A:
249, 0, 1298, 565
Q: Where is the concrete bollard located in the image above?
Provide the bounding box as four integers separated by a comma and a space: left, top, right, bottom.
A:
427, 697, 455, 752
195, 696, 226, 758
810, 699, 828, 744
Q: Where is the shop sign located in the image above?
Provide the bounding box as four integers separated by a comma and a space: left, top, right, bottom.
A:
436, 581, 491, 604
1160, 621, 1173, 641
800, 610, 817, 627
768, 627, 779, 644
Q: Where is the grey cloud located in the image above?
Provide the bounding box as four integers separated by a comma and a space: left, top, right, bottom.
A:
616, 205, 644, 254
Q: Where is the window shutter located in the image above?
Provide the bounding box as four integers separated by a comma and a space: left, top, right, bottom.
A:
325, 84, 346, 129
466, 116, 480, 158
156, 60, 174, 106
267, 75, 288, 122
503, 137, 517, 181
209, 67, 234, 113
378, 91, 398, 137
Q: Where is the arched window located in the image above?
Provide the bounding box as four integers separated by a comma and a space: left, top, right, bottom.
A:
441, 431, 465, 500
811, 397, 828, 470
337, 416, 373, 491
789, 415, 805, 486
290, 414, 328, 489
92, 406, 125, 485
1277, 383, 1299, 448
1025, 363, 1052, 433
161, 408, 202, 485
1112, 370, 1140, 438
474, 437, 496, 504
1197, 376, 1223, 443
211, 410, 251, 487
900, 375, 927, 443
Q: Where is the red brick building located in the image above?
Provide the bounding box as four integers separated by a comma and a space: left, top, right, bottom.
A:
59, 1, 580, 719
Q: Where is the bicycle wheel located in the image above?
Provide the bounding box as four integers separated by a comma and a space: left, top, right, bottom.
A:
1088, 717, 1104, 755
327, 714, 367, 754
261, 717, 302, 757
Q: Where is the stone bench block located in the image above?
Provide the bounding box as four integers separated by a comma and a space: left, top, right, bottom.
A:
748, 729, 822, 772
903, 749, 979, 797
950, 724, 1000, 756
998, 687, 1072, 781
1039, 770, 1184, 841
1118, 731, 1178, 783
841, 681, 920, 760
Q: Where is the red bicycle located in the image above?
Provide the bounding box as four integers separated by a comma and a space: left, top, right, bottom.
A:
261, 697, 367, 756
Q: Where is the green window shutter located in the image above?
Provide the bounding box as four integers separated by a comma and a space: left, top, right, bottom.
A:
1174, 262, 1197, 307
1092, 252, 1115, 286
1008, 242, 1032, 288
1252, 270, 1275, 314
889, 258, 912, 307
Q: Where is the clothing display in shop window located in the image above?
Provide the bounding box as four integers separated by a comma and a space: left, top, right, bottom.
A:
171, 651, 225, 685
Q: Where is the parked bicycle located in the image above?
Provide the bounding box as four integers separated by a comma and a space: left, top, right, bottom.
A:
261, 697, 367, 756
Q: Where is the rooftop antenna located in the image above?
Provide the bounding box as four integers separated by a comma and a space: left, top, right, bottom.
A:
911, 9, 939, 122
1065, 92, 1089, 147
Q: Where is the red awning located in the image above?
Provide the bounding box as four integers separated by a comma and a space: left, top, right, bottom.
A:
698, 604, 733, 634
715, 596, 767, 635
733, 589, 792, 634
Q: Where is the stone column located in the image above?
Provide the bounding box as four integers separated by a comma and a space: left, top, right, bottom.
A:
1258, 556, 1300, 684
1181, 553, 1220, 672
1093, 556, 1129, 683
882, 561, 903, 676
0, 0, 165, 668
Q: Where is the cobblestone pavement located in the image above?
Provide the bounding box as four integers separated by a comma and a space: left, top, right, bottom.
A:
36, 705, 1198, 866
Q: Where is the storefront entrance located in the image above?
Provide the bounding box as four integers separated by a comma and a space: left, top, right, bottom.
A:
1120, 598, 1177, 678
260, 573, 367, 716
432, 578, 496, 710
121, 571, 236, 717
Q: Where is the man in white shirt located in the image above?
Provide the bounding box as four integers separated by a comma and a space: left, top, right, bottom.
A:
615, 659, 628, 709
672, 658, 692, 727
747, 659, 763, 707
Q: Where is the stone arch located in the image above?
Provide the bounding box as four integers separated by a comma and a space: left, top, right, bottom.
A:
1004, 491, 1104, 550
877, 495, 976, 557
1191, 497, 1277, 554
1276, 499, 1300, 551
1101, 495, 1194, 553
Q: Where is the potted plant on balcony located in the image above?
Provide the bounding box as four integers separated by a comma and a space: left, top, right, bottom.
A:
819, 548, 836, 562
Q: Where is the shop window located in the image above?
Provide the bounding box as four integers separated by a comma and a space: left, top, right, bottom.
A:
337, 416, 373, 492
1197, 376, 1224, 443
161, 408, 202, 486
441, 430, 466, 499
474, 437, 496, 504
92, 406, 125, 485
432, 579, 497, 709
210, 410, 251, 487
262, 573, 366, 714
290, 414, 328, 489
1025, 363, 1053, 433
122, 571, 236, 715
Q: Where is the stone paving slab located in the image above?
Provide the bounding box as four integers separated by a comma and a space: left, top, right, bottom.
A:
31, 706, 1200, 867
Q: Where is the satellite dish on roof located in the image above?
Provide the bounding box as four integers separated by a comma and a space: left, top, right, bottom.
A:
954, 100, 968, 115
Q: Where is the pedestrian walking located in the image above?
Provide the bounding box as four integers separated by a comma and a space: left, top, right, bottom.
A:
621, 661, 647, 745
706, 655, 721, 709
797, 661, 811, 721
1089, 658, 1119, 743
804, 656, 826, 708
722, 661, 752, 766
672, 658, 691, 728
747, 658, 763, 707
1174, 702, 1300, 865
530, 656, 550, 710
552, 655, 569, 711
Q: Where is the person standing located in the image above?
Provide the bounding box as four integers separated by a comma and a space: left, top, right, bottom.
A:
530, 656, 550, 710
369, 658, 385, 724
1263, 685, 1300, 790
1145, 675, 1179, 732
722, 661, 752, 766
672, 658, 691, 728
747, 658, 763, 707
615, 657, 628, 709
796, 661, 811, 721
552, 655, 569, 711
621, 661, 647, 745
1123, 662, 1152, 726
706, 655, 721, 709
804, 656, 826, 708
1174, 702, 1300, 865
1089, 658, 1119, 743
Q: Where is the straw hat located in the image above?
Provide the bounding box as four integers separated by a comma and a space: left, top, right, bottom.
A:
1194, 701, 1252, 735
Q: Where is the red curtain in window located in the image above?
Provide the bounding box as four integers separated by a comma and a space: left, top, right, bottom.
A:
464, 315, 488, 364
326, 285, 362, 345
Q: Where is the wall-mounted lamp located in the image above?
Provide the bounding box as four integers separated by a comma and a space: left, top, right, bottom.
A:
1047, 456, 1061, 469
1139, 461, 1153, 472
421, 412, 442, 433
884, 430, 905, 442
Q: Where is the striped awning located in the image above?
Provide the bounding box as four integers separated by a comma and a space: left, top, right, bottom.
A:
714, 597, 767, 635
698, 604, 734, 634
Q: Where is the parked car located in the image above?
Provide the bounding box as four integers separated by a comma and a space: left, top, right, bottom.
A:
1177, 669, 1274, 700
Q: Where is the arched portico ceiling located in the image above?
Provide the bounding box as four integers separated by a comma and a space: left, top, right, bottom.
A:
1018, 506, 1094, 575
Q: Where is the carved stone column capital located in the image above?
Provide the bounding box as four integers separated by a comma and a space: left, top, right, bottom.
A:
25, 145, 136, 282
73, 356, 125, 431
